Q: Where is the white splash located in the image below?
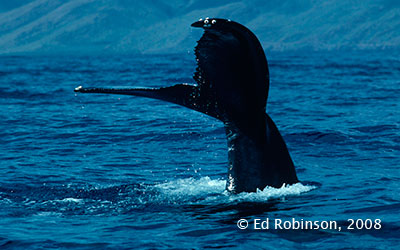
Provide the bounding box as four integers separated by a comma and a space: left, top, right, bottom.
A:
58, 197, 83, 203
229, 183, 316, 202
155, 176, 224, 197
154, 177, 315, 204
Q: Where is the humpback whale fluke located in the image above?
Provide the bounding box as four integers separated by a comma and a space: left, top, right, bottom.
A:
75, 18, 299, 193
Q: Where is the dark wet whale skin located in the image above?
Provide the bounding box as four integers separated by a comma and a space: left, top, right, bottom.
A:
75, 18, 299, 193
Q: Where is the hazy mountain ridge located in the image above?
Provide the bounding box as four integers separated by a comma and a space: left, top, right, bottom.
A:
0, 0, 399, 55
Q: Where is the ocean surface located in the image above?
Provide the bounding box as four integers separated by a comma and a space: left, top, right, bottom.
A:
0, 51, 399, 249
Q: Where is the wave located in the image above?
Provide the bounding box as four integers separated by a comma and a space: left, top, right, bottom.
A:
0, 177, 316, 216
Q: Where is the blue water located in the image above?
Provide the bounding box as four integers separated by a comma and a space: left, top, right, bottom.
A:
0, 51, 399, 249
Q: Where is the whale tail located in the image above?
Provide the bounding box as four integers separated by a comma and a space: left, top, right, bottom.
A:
74, 18, 299, 193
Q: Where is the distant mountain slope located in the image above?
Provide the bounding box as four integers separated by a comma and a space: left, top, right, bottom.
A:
0, 0, 399, 55
0, 0, 28, 13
